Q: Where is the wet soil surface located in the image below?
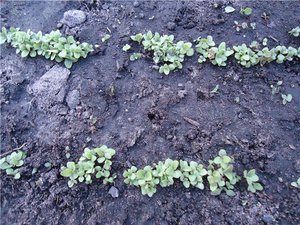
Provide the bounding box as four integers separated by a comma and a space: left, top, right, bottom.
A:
1, 1, 300, 224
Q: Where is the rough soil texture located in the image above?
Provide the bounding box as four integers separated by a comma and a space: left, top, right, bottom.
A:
1, 1, 300, 225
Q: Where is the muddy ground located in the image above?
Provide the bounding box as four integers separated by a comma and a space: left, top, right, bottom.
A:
0, 0, 300, 224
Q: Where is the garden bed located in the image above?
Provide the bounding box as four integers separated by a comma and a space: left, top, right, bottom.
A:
1, 1, 299, 224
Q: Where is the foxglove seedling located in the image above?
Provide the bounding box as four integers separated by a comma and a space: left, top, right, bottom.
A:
289, 27, 300, 37
0, 27, 94, 68
291, 177, 300, 189
243, 169, 263, 193
0, 150, 26, 179
60, 145, 116, 187
207, 149, 240, 196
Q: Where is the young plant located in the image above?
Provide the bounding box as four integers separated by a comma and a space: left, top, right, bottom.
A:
195, 36, 234, 66
179, 160, 207, 189
101, 34, 111, 42
212, 42, 234, 66
122, 44, 131, 52
233, 44, 259, 67
130, 31, 194, 75
240, 7, 252, 16
243, 169, 263, 193
0, 151, 26, 179
291, 177, 300, 189
207, 149, 240, 196
195, 35, 215, 63
281, 94, 292, 105
130, 52, 143, 61
256, 47, 277, 65
124, 165, 158, 197
60, 145, 116, 187
152, 159, 182, 187
270, 80, 283, 95
289, 27, 300, 37
0, 27, 94, 68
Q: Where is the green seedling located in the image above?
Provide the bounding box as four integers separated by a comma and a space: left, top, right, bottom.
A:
130, 53, 143, 61
60, 145, 116, 187
122, 44, 131, 52
196, 36, 233, 66
207, 149, 240, 196
101, 34, 111, 42
0, 150, 26, 179
240, 7, 252, 16
243, 169, 263, 193
270, 80, 282, 95
130, 31, 194, 75
281, 94, 292, 105
233, 44, 259, 67
291, 177, 300, 188
179, 160, 207, 189
210, 84, 219, 93
153, 159, 182, 187
124, 165, 158, 197
0, 27, 94, 68
289, 27, 300, 37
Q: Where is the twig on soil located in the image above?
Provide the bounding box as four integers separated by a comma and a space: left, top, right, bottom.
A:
183, 117, 200, 128
268, 35, 279, 43
0, 143, 27, 158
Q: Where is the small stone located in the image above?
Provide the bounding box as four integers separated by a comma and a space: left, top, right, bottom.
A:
167, 22, 176, 31
178, 90, 187, 99
57, 22, 63, 29
133, 1, 140, 7
138, 13, 145, 19
108, 186, 119, 198
61, 10, 86, 28
262, 214, 275, 224
66, 90, 80, 109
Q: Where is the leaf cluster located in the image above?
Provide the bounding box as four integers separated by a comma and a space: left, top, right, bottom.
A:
124, 150, 263, 197
0, 27, 94, 68
289, 27, 300, 37
0, 151, 26, 179
207, 149, 240, 196
195, 36, 234, 66
123, 159, 182, 197
243, 169, 263, 193
130, 31, 194, 75
60, 145, 116, 187
291, 177, 300, 188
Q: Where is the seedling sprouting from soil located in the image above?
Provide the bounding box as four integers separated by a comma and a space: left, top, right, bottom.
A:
60, 145, 116, 187
281, 94, 292, 105
291, 177, 300, 189
0, 151, 26, 179
243, 169, 263, 193
270, 81, 282, 95
0, 27, 94, 68
240, 7, 252, 16
289, 27, 300, 37
130, 31, 194, 75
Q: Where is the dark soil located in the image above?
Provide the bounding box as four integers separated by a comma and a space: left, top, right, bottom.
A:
1, 1, 300, 225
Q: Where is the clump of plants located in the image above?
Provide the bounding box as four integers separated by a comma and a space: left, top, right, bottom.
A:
123, 159, 182, 197
179, 160, 207, 189
243, 169, 263, 193
0, 151, 26, 179
130, 31, 194, 75
60, 145, 116, 187
207, 149, 240, 196
0, 27, 94, 68
123, 165, 158, 197
291, 177, 300, 189
233, 44, 259, 67
195, 36, 233, 66
289, 27, 300, 37
124, 149, 263, 197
